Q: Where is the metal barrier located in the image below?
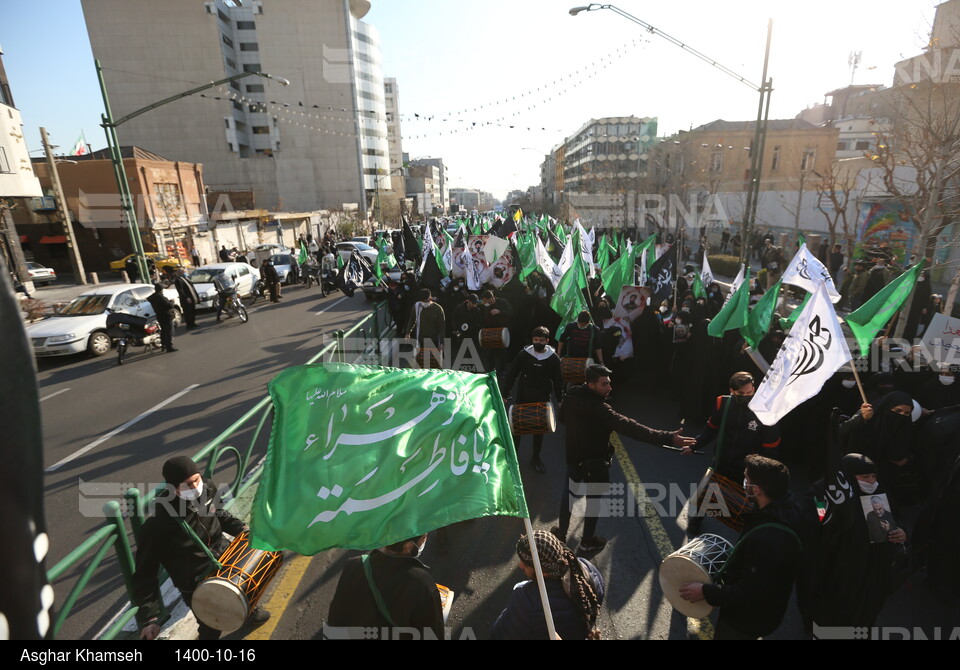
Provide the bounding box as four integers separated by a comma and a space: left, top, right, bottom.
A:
46, 300, 396, 639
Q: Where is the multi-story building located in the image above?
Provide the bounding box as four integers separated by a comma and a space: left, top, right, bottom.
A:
82, 0, 390, 215
383, 77, 405, 194
405, 164, 440, 217
540, 116, 658, 229
0, 49, 43, 287
449, 189, 480, 212
409, 158, 448, 214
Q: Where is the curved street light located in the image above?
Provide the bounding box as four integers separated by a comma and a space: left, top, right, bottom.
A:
96, 63, 290, 280
569, 4, 773, 265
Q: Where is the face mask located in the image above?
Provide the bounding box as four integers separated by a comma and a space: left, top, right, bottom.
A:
413, 537, 427, 557
918, 276, 926, 282
733, 394, 753, 406
742, 479, 757, 499
858, 479, 879, 495
660, 307, 668, 314
842, 380, 857, 389
940, 375, 956, 387
178, 478, 203, 501
533, 343, 547, 353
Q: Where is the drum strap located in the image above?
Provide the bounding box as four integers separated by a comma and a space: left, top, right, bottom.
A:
716, 522, 802, 584
176, 518, 224, 574
361, 553, 397, 626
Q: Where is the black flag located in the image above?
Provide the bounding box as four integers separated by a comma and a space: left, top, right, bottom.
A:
337, 251, 373, 298
402, 218, 422, 267
392, 230, 405, 267
647, 244, 677, 307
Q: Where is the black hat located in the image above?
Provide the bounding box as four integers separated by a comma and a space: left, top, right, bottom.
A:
162, 456, 201, 486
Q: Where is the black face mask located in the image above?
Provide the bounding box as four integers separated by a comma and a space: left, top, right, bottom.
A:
733, 394, 753, 407
533, 343, 547, 353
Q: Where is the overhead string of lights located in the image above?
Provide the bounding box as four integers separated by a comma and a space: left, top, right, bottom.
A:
195, 36, 652, 140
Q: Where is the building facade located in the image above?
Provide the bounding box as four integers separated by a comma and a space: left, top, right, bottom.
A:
82, 0, 390, 215
409, 158, 448, 214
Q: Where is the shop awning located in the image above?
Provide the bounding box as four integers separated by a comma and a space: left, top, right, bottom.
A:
39, 235, 67, 244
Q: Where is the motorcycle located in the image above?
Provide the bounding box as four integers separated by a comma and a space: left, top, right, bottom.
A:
219, 290, 249, 324
106, 312, 162, 365
319, 268, 338, 297
301, 264, 321, 289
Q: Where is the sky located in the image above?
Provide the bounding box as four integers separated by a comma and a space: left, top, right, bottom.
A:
1, 0, 944, 201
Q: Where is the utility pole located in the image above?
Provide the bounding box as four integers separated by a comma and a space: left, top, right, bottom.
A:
0, 199, 34, 294
40, 128, 86, 285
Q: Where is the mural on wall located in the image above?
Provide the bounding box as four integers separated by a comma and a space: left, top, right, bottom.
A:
856, 202, 952, 269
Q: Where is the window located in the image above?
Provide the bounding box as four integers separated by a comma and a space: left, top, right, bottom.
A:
221, 34, 234, 48
801, 147, 817, 172
255, 149, 274, 157
246, 84, 264, 93
237, 20, 256, 30
240, 42, 259, 51
710, 149, 724, 173
252, 126, 270, 134
243, 63, 261, 73
0, 82, 13, 107
0, 146, 11, 173
384, 83, 393, 94
837, 141, 849, 151
224, 119, 231, 129
217, 9, 230, 24
248, 103, 266, 113
233, 101, 243, 111
225, 57, 237, 70
771, 145, 781, 172
855, 140, 871, 151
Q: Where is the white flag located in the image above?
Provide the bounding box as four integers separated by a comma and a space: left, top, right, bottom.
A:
574, 221, 595, 278
781, 243, 842, 303
722, 264, 746, 308
536, 237, 563, 289
749, 283, 852, 425
639, 245, 647, 285
557, 238, 575, 280
701, 252, 715, 287
418, 226, 435, 274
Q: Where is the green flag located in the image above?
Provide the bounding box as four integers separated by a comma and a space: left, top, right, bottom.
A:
600, 233, 655, 304
550, 258, 588, 338
846, 262, 923, 357
707, 269, 752, 338
374, 238, 389, 279
517, 233, 538, 281
251, 364, 529, 554
798, 231, 807, 249
780, 292, 810, 331
692, 271, 707, 300
597, 234, 612, 271
336, 252, 345, 270
554, 222, 567, 247
741, 281, 782, 350
298, 241, 308, 265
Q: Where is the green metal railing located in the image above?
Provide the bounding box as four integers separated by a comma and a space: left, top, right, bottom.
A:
47, 301, 395, 639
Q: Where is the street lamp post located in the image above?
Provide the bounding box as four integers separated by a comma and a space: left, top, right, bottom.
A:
95, 60, 289, 281
570, 4, 773, 266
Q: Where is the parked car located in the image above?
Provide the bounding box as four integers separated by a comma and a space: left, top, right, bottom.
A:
270, 254, 298, 285
336, 242, 379, 266
26, 284, 181, 357
350, 236, 372, 246
188, 263, 260, 309
361, 265, 403, 301
26, 262, 57, 285
109, 252, 190, 273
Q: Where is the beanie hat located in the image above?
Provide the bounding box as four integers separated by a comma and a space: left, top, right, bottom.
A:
162, 456, 200, 486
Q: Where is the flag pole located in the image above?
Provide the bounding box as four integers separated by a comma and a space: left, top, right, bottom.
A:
521, 517, 559, 641
848, 361, 869, 405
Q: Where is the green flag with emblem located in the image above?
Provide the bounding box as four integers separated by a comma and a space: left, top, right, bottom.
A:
251, 364, 529, 554
741, 281, 782, 350
707, 269, 752, 338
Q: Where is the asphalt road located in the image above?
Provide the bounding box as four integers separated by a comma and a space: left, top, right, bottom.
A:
35, 283, 375, 640
32, 282, 957, 640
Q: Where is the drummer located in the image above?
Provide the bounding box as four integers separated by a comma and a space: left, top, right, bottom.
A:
678, 455, 809, 640
557, 311, 605, 369
501, 326, 565, 474
133, 456, 271, 640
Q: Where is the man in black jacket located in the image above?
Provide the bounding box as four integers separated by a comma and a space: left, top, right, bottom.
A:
325, 534, 444, 640
173, 268, 200, 330
555, 365, 694, 551
679, 455, 807, 640
501, 326, 565, 474
146, 283, 178, 353
133, 456, 270, 640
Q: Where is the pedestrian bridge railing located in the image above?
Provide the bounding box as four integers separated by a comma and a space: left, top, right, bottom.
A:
47, 301, 396, 639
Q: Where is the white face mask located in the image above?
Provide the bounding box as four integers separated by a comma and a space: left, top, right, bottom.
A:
660, 306, 668, 314
177, 478, 203, 501
940, 375, 956, 387
858, 479, 879, 495
415, 537, 427, 557
842, 380, 857, 389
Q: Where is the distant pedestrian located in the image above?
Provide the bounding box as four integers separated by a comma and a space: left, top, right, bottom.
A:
261, 259, 281, 303
173, 267, 200, 330
147, 283, 178, 353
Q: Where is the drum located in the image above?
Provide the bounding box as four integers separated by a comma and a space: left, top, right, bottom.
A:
415, 347, 443, 369
192, 531, 283, 633
560, 357, 594, 384
509, 402, 556, 435
659, 534, 734, 618
694, 468, 750, 533
480, 328, 510, 349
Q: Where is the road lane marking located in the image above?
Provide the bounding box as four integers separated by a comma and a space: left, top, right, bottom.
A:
40, 388, 71, 402
612, 433, 715, 640
45, 384, 201, 473
315, 297, 349, 314
243, 552, 312, 640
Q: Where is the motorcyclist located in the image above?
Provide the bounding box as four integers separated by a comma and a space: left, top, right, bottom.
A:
214, 271, 239, 323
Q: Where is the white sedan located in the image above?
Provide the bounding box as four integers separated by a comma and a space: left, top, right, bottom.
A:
27, 284, 182, 357
336, 242, 379, 266
188, 263, 260, 309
